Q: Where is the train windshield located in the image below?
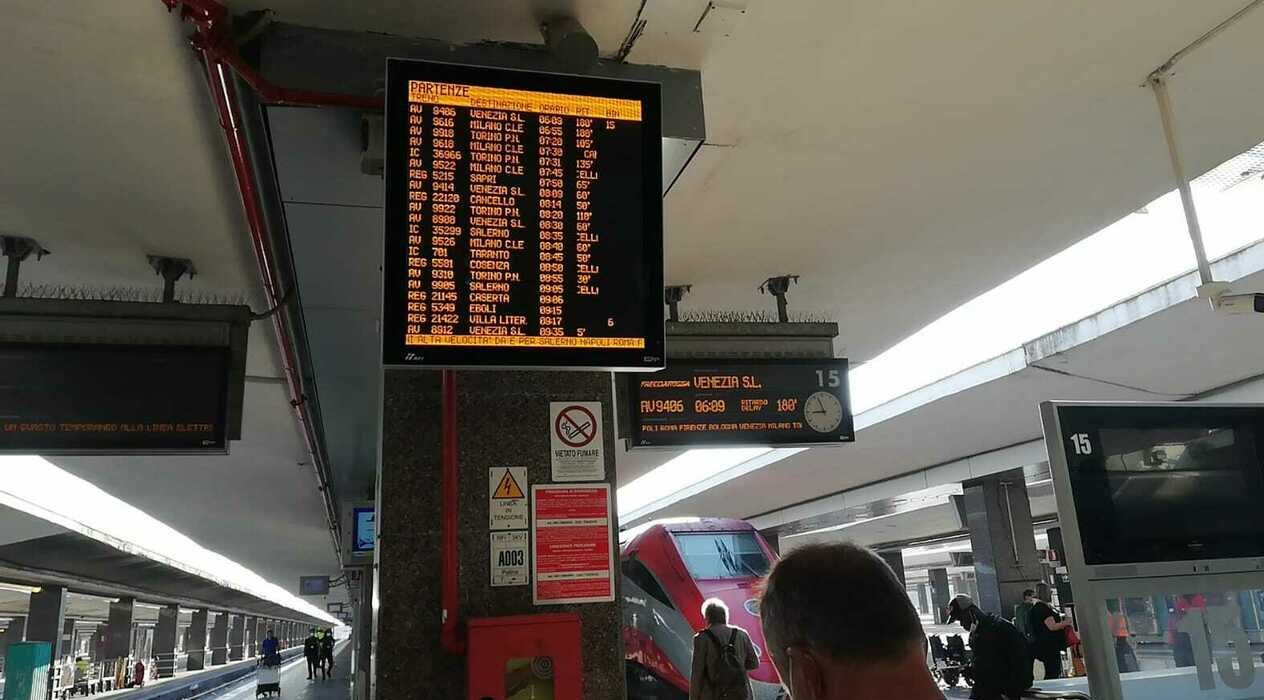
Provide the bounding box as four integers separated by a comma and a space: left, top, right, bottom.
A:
673, 532, 771, 580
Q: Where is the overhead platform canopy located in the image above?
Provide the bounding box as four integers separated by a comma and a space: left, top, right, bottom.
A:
0, 506, 328, 625
634, 241, 1264, 536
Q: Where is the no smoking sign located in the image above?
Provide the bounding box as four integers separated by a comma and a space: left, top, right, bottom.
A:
549, 402, 605, 481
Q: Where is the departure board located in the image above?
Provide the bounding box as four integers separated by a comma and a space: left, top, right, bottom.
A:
382, 59, 664, 369
627, 359, 854, 447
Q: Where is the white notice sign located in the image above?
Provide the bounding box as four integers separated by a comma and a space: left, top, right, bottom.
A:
489, 467, 528, 530
490, 530, 529, 587
549, 401, 605, 481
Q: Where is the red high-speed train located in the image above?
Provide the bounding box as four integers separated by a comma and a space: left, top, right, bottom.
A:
621, 518, 785, 700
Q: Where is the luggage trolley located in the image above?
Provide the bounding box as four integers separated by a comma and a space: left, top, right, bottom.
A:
928, 634, 974, 689
256, 656, 281, 697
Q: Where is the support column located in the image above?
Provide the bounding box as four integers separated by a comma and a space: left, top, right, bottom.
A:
255, 619, 266, 657
104, 597, 134, 660
878, 549, 906, 587
915, 583, 928, 615
377, 371, 624, 698
0, 616, 25, 660
929, 568, 951, 623
186, 609, 208, 671
354, 566, 375, 700
961, 469, 1042, 618
210, 612, 228, 665
60, 618, 75, 660
228, 614, 245, 660
26, 586, 67, 660
154, 604, 178, 678
761, 530, 780, 555
243, 616, 255, 657
91, 623, 106, 662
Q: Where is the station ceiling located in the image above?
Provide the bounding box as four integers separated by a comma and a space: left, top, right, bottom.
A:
3, 0, 1264, 601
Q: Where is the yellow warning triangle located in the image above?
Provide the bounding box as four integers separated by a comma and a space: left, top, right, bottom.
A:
493, 470, 525, 499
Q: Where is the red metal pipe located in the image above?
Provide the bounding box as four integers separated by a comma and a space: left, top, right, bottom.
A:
164, 0, 382, 109
440, 370, 466, 654
169, 2, 342, 561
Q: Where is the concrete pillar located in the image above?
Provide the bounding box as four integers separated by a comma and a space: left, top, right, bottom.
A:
929, 568, 951, 623
0, 616, 25, 660
255, 618, 266, 656
914, 583, 928, 615
761, 530, 780, 555
377, 371, 624, 698
210, 612, 229, 665
244, 616, 256, 657
350, 566, 374, 700
961, 469, 1042, 619
228, 614, 245, 661
91, 623, 105, 662
154, 604, 179, 678
878, 549, 906, 587
186, 609, 208, 671
26, 586, 67, 660
60, 618, 75, 659
104, 597, 134, 660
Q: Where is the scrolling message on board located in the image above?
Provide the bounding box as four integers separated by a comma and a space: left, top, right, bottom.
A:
382, 59, 664, 369
628, 359, 854, 447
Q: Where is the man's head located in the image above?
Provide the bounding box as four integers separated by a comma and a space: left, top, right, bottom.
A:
702, 598, 729, 626
1022, 588, 1037, 604
267, 629, 275, 639
945, 594, 979, 631
760, 543, 927, 699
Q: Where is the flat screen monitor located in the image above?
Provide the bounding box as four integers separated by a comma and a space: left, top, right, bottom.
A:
299, 576, 330, 596
1052, 404, 1264, 566
382, 58, 664, 370
352, 506, 376, 553
0, 343, 230, 454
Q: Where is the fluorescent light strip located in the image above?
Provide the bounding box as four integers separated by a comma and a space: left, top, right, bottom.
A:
0, 455, 338, 626
0, 582, 41, 594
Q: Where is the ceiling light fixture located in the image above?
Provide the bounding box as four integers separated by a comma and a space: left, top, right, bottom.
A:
0, 582, 41, 594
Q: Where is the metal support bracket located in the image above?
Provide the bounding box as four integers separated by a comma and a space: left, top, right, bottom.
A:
759, 275, 800, 323
664, 284, 692, 322
147, 255, 198, 303
1, 235, 50, 298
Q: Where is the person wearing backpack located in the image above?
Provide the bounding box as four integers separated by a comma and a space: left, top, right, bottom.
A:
689, 598, 759, 700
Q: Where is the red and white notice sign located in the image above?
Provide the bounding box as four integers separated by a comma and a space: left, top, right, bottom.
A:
531, 484, 615, 605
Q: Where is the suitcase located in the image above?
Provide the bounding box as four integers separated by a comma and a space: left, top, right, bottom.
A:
256, 665, 281, 697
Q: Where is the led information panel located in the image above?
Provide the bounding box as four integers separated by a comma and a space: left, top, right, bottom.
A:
0, 344, 230, 454
627, 359, 854, 447
382, 59, 664, 369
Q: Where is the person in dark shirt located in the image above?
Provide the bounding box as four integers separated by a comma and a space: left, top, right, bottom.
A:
261, 629, 280, 666
1025, 589, 1070, 679
303, 629, 320, 679
319, 628, 336, 679
946, 595, 1032, 700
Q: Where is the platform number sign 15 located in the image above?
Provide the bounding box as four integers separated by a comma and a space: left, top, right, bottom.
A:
1069, 433, 1092, 455
1176, 604, 1256, 690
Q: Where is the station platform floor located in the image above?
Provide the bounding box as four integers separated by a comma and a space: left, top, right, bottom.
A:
202, 643, 351, 700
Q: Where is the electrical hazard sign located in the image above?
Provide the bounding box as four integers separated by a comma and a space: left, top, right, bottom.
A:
549, 402, 605, 482
490, 530, 529, 587
489, 467, 529, 530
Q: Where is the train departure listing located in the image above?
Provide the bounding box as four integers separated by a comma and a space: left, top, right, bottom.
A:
383, 60, 664, 369
627, 360, 855, 448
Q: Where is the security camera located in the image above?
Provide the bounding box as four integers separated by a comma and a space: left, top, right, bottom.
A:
1212, 292, 1264, 314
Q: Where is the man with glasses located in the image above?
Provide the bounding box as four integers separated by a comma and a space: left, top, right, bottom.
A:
760, 542, 944, 700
